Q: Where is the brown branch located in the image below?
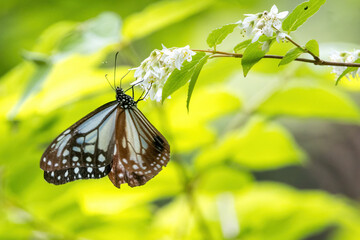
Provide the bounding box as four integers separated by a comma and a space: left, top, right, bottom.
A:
193, 49, 360, 67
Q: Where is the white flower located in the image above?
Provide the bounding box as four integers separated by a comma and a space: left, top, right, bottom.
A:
237, 5, 289, 45
276, 31, 289, 42
261, 39, 272, 52
330, 50, 360, 81
131, 45, 195, 102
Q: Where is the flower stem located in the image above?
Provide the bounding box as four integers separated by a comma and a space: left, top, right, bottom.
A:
192, 49, 360, 68
285, 36, 321, 62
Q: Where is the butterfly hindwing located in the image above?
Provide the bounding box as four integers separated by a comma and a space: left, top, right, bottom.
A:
40, 101, 118, 184
108, 107, 170, 188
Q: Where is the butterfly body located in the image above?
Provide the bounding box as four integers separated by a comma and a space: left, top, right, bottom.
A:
40, 87, 170, 188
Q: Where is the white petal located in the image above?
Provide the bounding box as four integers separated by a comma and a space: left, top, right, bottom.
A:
252, 30, 262, 43
263, 26, 273, 37
277, 11, 288, 19
261, 40, 271, 52
270, 5, 278, 14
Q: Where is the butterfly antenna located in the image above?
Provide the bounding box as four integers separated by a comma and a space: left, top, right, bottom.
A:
105, 74, 115, 90
120, 69, 132, 89
114, 52, 119, 88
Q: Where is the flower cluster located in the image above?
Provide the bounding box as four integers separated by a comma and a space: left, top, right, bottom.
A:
330, 50, 360, 80
237, 5, 289, 51
131, 45, 195, 102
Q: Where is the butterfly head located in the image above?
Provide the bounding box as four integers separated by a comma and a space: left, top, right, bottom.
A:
115, 87, 136, 109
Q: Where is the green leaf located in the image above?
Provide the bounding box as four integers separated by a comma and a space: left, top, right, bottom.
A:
241, 42, 266, 77
187, 55, 209, 111
305, 39, 319, 56
57, 12, 121, 57
282, 0, 326, 32
279, 47, 305, 66
231, 118, 305, 169
162, 52, 207, 102
196, 167, 253, 193
7, 63, 52, 119
234, 39, 252, 53
195, 117, 304, 171
206, 23, 237, 50
123, 0, 213, 40
22, 50, 51, 66
258, 83, 360, 121
335, 59, 360, 85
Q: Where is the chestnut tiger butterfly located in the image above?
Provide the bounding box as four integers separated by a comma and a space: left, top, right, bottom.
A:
40, 56, 170, 188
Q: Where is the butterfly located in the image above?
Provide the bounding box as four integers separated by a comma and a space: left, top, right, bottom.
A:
40, 68, 170, 188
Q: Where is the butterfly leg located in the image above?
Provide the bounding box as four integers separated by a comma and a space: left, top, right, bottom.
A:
136, 89, 146, 102
136, 83, 152, 103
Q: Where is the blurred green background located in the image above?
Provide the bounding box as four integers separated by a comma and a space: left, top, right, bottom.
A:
1, 0, 360, 239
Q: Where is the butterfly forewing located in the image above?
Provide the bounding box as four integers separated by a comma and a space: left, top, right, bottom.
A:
40, 101, 118, 184
108, 107, 170, 188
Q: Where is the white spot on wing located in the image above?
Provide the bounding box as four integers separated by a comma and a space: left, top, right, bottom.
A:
98, 154, 105, 162
85, 130, 97, 144
76, 137, 84, 144
125, 110, 141, 153
85, 145, 95, 154
74, 167, 79, 174
141, 137, 148, 149
132, 165, 139, 170
98, 111, 117, 151
63, 150, 69, 157
122, 137, 126, 148
73, 146, 81, 152
57, 134, 71, 157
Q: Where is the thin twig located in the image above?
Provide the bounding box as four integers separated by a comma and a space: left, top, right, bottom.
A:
192, 49, 360, 67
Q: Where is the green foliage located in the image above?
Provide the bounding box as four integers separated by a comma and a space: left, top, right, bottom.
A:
282, 0, 327, 32
335, 59, 360, 85
195, 117, 304, 171
242, 41, 266, 77
305, 39, 319, 56
206, 23, 237, 50
162, 52, 207, 102
258, 82, 360, 121
123, 0, 214, 40
279, 47, 305, 66
56, 12, 121, 56
187, 54, 209, 111
234, 39, 252, 53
